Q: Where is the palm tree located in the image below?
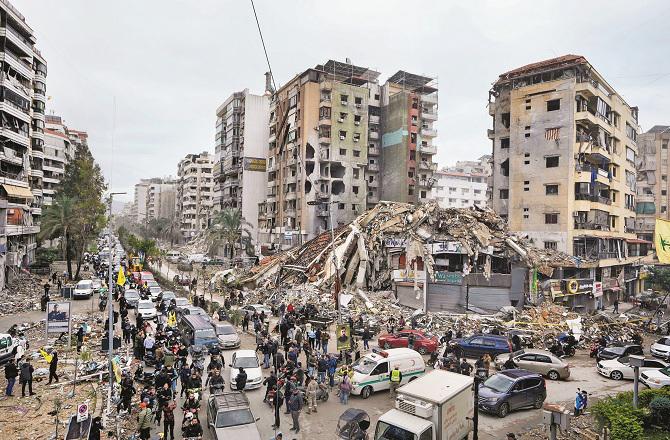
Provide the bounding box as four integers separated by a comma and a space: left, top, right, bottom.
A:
207, 208, 252, 259
39, 195, 76, 279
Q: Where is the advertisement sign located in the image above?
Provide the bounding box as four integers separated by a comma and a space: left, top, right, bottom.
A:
46, 301, 71, 334
384, 238, 407, 248
393, 269, 426, 282
429, 242, 465, 254
593, 281, 603, 298
336, 324, 351, 351
434, 271, 463, 285
243, 157, 267, 172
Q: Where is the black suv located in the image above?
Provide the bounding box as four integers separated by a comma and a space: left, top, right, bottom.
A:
596, 344, 643, 362
478, 369, 547, 418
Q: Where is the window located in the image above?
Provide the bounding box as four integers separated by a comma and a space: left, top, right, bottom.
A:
338, 203, 345, 210
354, 96, 362, 106
663, 206, 667, 213
339, 130, 347, 140
353, 133, 360, 142
339, 149, 346, 155
534, 355, 552, 363
663, 190, 667, 196
353, 186, 359, 194
353, 169, 359, 179
500, 138, 510, 149
419, 428, 433, 440
370, 362, 388, 375
340, 94, 349, 105
545, 213, 558, 224
546, 184, 559, 195
501, 112, 510, 128
545, 156, 559, 168
354, 115, 362, 125
319, 106, 331, 120
625, 122, 637, 141
546, 99, 560, 111
408, 185, 415, 196
544, 241, 557, 250
410, 133, 417, 143
420, 190, 427, 198
499, 189, 509, 199
374, 94, 380, 101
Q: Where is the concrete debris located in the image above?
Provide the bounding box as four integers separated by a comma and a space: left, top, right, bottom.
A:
0, 271, 50, 316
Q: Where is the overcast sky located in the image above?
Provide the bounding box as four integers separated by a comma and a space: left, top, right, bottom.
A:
15, 0, 670, 202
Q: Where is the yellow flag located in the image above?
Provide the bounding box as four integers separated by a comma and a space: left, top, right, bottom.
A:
655, 218, 670, 263
167, 311, 176, 327
39, 348, 52, 364
116, 266, 126, 286
111, 356, 122, 383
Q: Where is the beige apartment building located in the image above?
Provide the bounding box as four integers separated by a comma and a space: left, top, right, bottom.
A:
176, 152, 213, 241
636, 126, 670, 243
489, 55, 644, 303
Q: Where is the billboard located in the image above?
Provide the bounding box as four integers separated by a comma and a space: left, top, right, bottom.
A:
336, 324, 351, 351
46, 301, 71, 334
243, 157, 267, 172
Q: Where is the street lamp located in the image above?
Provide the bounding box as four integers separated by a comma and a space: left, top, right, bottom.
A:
106, 191, 125, 422
629, 354, 644, 408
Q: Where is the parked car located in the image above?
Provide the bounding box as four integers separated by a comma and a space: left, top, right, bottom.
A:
187, 253, 210, 264
650, 337, 670, 360
596, 344, 644, 362
598, 356, 668, 380
159, 291, 177, 308
214, 323, 241, 349
494, 349, 570, 380
229, 350, 263, 390
73, 280, 94, 299
174, 297, 190, 311
148, 286, 162, 301
166, 251, 181, 264
377, 329, 439, 355
640, 366, 670, 389
477, 369, 547, 418
180, 306, 211, 323
91, 279, 103, 292
451, 334, 513, 358
241, 304, 272, 317
124, 290, 141, 308
206, 392, 262, 440
136, 299, 158, 321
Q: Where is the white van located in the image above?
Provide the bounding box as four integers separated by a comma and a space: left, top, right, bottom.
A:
350, 348, 425, 399
166, 251, 181, 263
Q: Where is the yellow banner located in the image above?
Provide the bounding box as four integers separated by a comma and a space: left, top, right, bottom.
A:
111, 356, 122, 383
655, 219, 670, 263
39, 348, 52, 364
167, 311, 177, 327
117, 266, 126, 286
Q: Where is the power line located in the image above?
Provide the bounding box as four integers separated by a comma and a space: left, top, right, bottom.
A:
249, 0, 277, 92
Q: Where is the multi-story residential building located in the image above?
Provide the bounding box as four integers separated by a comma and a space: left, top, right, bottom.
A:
133, 179, 152, 224
176, 152, 213, 241
43, 115, 75, 205
380, 71, 439, 205
257, 60, 439, 252
431, 155, 490, 209
213, 87, 270, 255
146, 179, 176, 221
636, 126, 670, 243
489, 54, 643, 305
0, 0, 47, 282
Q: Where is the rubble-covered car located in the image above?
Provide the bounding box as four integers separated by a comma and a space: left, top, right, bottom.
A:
494, 349, 570, 380
596, 344, 644, 362
377, 329, 439, 354
0, 333, 20, 365
206, 392, 262, 440
650, 337, 670, 360
124, 289, 141, 309
597, 356, 668, 381
136, 299, 158, 321
452, 334, 513, 358
73, 280, 94, 299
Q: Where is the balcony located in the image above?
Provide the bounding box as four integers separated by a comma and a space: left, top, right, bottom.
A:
1, 26, 34, 57
285, 208, 297, 217
1, 128, 29, 146
0, 52, 33, 80
368, 146, 381, 156
0, 101, 29, 122
31, 206, 42, 215
286, 157, 297, 167
369, 131, 379, 140
4, 224, 39, 235
421, 94, 438, 105
33, 90, 46, 103
316, 206, 329, 217
574, 193, 611, 205
29, 168, 43, 178
319, 117, 331, 127
418, 144, 437, 155
421, 111, 438, 121
31, 187, 42, 197
637, 193, 655, 203
285, 192, 297, 201
369, 115, 380, 125
367, 179, 378, 188
420, 128, 437, 138
367, 163, 379, 172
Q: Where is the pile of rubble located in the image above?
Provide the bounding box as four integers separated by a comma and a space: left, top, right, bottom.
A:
0, 271, 48, 316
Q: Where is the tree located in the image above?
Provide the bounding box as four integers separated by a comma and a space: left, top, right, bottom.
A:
39, 195, 76, 276
51, 143, 107, 279
650, 266, 670, 292
207, 208, 253, 258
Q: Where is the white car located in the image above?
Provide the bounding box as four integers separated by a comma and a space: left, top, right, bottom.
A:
91, 279, 103, 291
148, 286, 162, 301
650, 337, 670, 360
187, 253, 210, 264
73, 280, 94, 299
241, 304, 272, 317
641, 366, 670, 389
136, 300, 158, 320
597, 356, 668, 380
215, 323, 241, 349
229, 350, 263, 390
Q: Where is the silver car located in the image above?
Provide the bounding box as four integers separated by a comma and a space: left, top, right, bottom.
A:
495, 349, 570, 380
214, 323, 241, 349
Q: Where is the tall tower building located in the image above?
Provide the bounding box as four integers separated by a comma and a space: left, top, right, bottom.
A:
636, 126, 670, 242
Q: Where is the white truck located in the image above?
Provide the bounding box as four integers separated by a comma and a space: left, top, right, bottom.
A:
374, 370, 474, 440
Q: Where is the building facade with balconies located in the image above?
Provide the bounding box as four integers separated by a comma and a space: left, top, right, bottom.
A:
489, 55, 643, 299
176, 152, 213, 241
146, 179, 176, 221
0, 0, 48, 282
636, 126, 670, 243
213, 88, 269, 256
44, 115, 75, 205
430, 155, 490, 209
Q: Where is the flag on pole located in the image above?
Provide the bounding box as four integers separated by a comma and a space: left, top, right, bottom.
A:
116, 266, 126, 286
39, 348, 52, 364
167, 311, 177, 327
655, 218, 670, 263
111, 356, 122, 383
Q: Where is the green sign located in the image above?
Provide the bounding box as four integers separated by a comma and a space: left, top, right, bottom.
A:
434, 271, 463, 285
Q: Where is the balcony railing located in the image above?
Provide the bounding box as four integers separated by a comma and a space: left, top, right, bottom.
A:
574, 193, 611, 205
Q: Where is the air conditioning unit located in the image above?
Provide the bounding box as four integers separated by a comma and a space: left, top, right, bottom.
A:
338, 119, 344, 123
573, 212, 580, 218
355, 104, 362, 108
354, 138, 359, 143
340, 101, 348, 106
354, 121, 360, 126
340, 136, 345, 140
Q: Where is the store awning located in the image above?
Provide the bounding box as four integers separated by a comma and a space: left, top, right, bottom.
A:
2, 184, 34, 201
626, 238, 652, 244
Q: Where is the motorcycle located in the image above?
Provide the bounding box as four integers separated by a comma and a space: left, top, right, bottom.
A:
549, 341, 575, 358
590, 343, 603, 358
298, 382, 329, 404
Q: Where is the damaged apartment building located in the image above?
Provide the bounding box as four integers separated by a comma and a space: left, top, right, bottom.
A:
489, 55, 646, 311
257, 59, 438, 254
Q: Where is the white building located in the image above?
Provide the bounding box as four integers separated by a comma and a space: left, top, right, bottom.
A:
133, 179, 151, 224
176, 152, 213, 241
147, 179, 176, 221
43, 115, 77, 205
431, 155, 490, 209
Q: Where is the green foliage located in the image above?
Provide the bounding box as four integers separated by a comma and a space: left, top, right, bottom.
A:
35, 247, 60, 265
640, 388, 670, 407
207, 208, 254, 257
229, 308, 242, 326
650, 267, 670, 293
610, 416, 644, 440
122, 232, 158, 260
649, 397, 670, 426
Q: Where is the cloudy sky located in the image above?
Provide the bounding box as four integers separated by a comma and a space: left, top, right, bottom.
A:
15, 0, 670, 202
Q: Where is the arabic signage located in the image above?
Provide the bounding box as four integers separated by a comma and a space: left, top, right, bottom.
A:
46, 301, 71, 334
548, 278, 595, 299
393, 269, 426, 282
385, 238, 407, 248
428, 242, 465, 254
593, 281, 603, 298
242, 157, 267, 172
434, 271, 463, 285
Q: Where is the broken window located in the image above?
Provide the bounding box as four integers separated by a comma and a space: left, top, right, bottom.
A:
319, 106, 331, 120
339, 148, 346, 156
500, 159, 509, 177
354, 96, 362, 107
500, 138, 510, 149
409, 151, 416, 161
374, 94, 380, 100
339, 130, 347, 140
353, 133, 361, 143
338, 203, 344, 210
354, 115, 361, 125
410, 133, 417, 144
353, 186, 359, 194
546, 184, 559, 195
289, 95, 297, 108
339, 112, 347, 122
420, 190, 427, 198
544, 241, 557, 250
499, 189, 509, 199
411, 115, 418, 126
408, 185, 415, 196
546, 99, 560, 111
545, 156, 559, 168
501, 112, 510, 128
353, 169, 359, 179
353, 150, 360, 157
319, 126, 331, 138
545, 213, 558, 224
340, 94, 348, 105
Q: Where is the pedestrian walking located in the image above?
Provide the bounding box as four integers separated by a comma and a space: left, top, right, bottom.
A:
162, 400, 176, 440
4, 358, 18, 396
613, 298, 619, 314
76, 326, 84, 353
288, 388, 303, 433
389, 365, 402, 397
19, 359, 35, 397
321, 330, 330, 354
339, 374, 352, 404
574, 389, 585, 416
408, 333, 416, 351
362, 327, 371, 350
48, 351, 59, 384
305, 376, 318, 414
235, 367, 248, 391
137, 402, 152, 439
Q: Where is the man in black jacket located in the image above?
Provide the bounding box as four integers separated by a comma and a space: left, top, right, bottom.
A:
19, 360, 35, 397
235, 367, 247, 391
4, 359, 18, 396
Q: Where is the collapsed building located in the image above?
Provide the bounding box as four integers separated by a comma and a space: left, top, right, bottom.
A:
240, 201, 605, 313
